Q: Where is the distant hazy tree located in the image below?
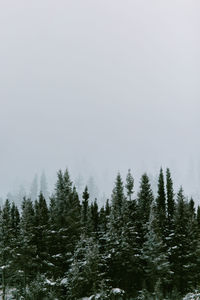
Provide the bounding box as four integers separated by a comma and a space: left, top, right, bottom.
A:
16, 185, 27, 206
40, 171, 49, 201
75, 173, 84, 196
87, 176, 99, 202
30, 175, 38, 202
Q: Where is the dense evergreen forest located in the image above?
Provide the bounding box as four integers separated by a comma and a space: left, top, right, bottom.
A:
1, 168, 200, 299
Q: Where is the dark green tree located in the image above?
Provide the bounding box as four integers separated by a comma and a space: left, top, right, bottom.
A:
156, 168, 166, 240
81, 186, 89, 233
125, 169, 134, 201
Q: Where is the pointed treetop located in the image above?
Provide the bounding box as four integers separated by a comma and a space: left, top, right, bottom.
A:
82, 186, 89, 202
125, 169, 134, 200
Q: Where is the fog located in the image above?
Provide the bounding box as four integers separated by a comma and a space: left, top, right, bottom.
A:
0, 0, 200, 203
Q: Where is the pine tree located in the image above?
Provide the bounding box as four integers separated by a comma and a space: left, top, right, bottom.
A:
156, 168, 167, 240
89, 199, 99, 236
125, 169, 134, 201
18, 198, 37, 297
166, 168, 175, 223
34, 193, 49, 274
172, 187, 192, 295
81, 186, 89, 232
137, 173, 154, 245
9, 202, 21, 288
0, 200, 12, 299
110, 173, 125, 233
142, 201, 170, 296
49, 169, 81, 281
197, 205, 200, 230
186, 198, 198, 290
164, 169, 176, 294
67, 237, 106, 299
120, 197, 142, 296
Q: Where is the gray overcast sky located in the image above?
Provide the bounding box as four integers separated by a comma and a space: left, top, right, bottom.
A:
0, 0, 200, 200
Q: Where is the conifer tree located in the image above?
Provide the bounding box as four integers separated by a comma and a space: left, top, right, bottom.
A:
110, 173, 125, 233
125, 169, 134, 201
18, 198, 37, 297
89, 199, 99, 236
34, 193, 49, 274
82, 186, 89, 233
156, 168, 167, 240
99, 200, 111, 233
137, 173, 154, 246
67, 237, 106, 299
186, 198, 198, 290
9, 202, 20, 287
166, 168, 175, 223
50, 169, 81, 280
197, 205, 200, 230
165, 169, 176, 293
142, 201, 170, 296
0, 200, 12, 299
172, 187, 192, 295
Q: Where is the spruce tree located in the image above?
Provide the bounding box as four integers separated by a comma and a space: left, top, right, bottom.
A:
110, 173, 125, 233
82, 186, 89, 233
166, 168, 175, 223
197, 205, 200, 230
125, 169, 134, 201
89, 199, 99, 236
18, 198, 37, 297
156, 168, 167, 240
137, 173, 154, 245
142, 201, 170, 296
172, 187, 192, 295
0, 200, 12, 298
67, 237, 106, 299
34, 193, 49, 274
50, 169, 81, 281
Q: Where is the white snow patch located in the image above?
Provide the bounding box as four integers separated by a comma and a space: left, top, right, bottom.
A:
111, 288, 125, 295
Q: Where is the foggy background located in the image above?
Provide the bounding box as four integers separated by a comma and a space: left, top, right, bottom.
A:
0, 0, 200, 204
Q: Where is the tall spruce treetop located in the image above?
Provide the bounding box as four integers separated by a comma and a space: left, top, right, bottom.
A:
55, 168, 73, 227
111, 172, 124, 215
156, 168, 166, 238
166, 168, 175, 221
55, 169, 72, 202
110, 173, 125, 235
125, 169, 134, 201
137, 173, 154, 224
82, 186, 89, 230
173, 186, 193, 294
197, 205, 200, 230
35, 192, 49, 226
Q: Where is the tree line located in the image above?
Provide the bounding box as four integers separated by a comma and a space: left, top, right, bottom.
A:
0, 168, 200, 299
